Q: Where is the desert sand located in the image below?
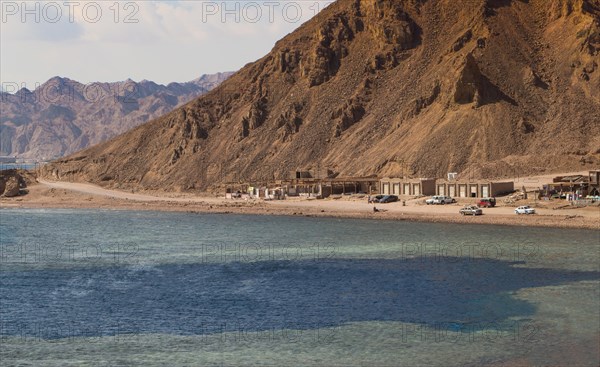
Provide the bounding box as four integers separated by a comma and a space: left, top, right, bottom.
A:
1, 179, 598, 230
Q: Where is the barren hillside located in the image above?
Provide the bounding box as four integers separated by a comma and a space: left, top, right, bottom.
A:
42, 0, 600, 191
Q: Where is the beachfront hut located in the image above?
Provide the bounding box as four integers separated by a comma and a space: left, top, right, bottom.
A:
435, 180, 514, 198
379, 178, 436, 197
547, 174, 591, 197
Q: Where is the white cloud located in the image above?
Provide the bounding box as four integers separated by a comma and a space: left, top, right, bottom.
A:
0, 0, 333, 87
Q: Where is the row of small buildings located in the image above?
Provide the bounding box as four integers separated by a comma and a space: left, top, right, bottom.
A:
379, 171, 600, 198
379, 178, 515, 198
225, 170, 600, 200
238, 177, 379, 200
228, 175, 514, 200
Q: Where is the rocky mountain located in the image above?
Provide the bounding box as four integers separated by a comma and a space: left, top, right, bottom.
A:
42, 0, 599, 191
0, 72, 233, 160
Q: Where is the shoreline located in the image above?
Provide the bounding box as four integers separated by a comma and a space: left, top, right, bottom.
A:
3, 202, 598, 231
1, 181, 598, 230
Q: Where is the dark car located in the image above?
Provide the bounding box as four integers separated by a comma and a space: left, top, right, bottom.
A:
379, 195, 399, 203
369, 195, 384, 203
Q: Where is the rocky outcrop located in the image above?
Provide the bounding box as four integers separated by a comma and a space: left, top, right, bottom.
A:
411, 82, 441, 117
452, 30, 473, 52
453, 54, 516, 107
361, 0, 420, 49
332, 77, 373, 136
2, 177, 20, 197
276, 103, 305, 142
0, 170, 28, 197
304, 13, 355, 87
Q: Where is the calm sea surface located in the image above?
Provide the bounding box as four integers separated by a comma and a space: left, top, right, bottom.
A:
0, 163, 38, 171
0, 208, 599, 366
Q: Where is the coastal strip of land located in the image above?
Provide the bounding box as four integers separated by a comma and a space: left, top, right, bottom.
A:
1, 179, 598, 230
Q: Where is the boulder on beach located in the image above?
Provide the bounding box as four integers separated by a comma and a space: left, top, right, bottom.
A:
2, 176, 21, 197
0, 170, 30, 197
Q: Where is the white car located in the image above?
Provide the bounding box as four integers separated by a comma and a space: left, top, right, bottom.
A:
515, 206, 536, 215
426, 196, 455, 205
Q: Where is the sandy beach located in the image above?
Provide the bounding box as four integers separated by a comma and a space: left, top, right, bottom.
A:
1, 179, 598, 230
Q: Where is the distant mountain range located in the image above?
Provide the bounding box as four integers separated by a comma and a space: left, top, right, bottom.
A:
0, 72, 233, 160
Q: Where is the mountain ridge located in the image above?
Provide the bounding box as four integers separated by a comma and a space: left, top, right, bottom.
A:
0, 72, 234, 160
41, 0, 600, 191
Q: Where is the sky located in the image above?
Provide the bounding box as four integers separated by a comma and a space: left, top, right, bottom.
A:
0, 0, 333, 91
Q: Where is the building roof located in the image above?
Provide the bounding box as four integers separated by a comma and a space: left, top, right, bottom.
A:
555, 175, 586, 183
380, 177, 436, 182
435, 180, 513, 184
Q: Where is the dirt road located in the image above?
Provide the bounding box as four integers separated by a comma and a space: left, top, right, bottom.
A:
36, 179, 223, 203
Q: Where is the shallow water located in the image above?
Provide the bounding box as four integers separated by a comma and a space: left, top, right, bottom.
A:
1, 208, 599, 366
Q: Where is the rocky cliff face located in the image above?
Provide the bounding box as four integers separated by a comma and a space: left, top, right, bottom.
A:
0, 72, 233, 160
42, 0, 600, 191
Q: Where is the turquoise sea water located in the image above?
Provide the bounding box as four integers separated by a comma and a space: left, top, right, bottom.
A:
0, 163, 37, 171
0, 208, 599, 366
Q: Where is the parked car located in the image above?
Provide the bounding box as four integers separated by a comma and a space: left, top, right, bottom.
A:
459, 205, 483, 216
369, 195, 384, 203
477, 197, 496, 208
426, 196, 455, 205
425, 196, 439, 205
586, 195, 600, 202
515, 206, 536, 215
379, 195, 399, 203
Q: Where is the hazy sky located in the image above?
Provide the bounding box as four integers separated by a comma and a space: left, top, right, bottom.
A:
0, 1, 333, 90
